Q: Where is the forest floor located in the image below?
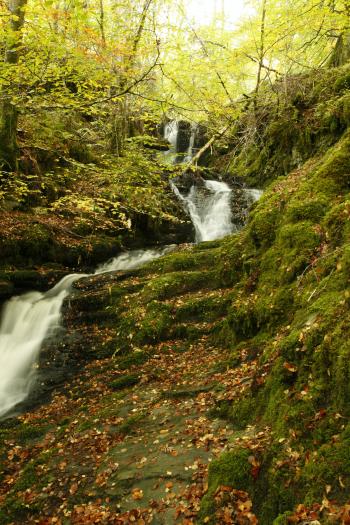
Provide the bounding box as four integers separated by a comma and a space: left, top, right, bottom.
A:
0, 330, 264, 524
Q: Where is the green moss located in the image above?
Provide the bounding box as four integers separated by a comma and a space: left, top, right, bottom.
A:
228, 396, 256, 429
300, 424, 350, 504
315, 131, 350, 188
118, 413, 145, 435
136, 301, 172, 343
334, 70, 350, 92
117, 350, 149, 370
161, 384, 215, 399
248, 195, 281, 248
285, 198, 328, 223
199, 448, 253, 522
323, 200, 350, 245
15, 423, 50, 443
174, 293, 231, 323
145, 247, 219, 273
141, 270, 219, 302
273, 512, 293, 525
109, 374, 140, 390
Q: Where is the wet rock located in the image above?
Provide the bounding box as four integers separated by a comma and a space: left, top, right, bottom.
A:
0, 279, 14, 300
176, 120, 192, 154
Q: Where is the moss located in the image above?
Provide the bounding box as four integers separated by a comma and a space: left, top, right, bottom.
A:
315, 131, 350, 188
161, 384, 215, 399
145, 247, 219, 274
135, 301, 172, 343
248, 196, 281, 248
199, 448, 253, 522
141, 270, 219, 302
109, 374, 140, 390
334, 70, 350, 92
15, 423, 50, 443
285, 198, 328, 223
228, 396, 256, 429
323, 200, 350, 245
300, 424, 350, 505
117, 350, 149, 370
174, 293, 231, 323
273, 512, 293, 525
118, 413, 145, 435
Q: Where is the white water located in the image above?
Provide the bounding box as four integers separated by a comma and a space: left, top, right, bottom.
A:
162, 120, 179, 164
184, 123, 198, 163
0, 274, 83, 418
0, 116, 263, 419
0, 247, 174, 419
95, 245, 176, 274
244, 188, 264, 202
164, 120, 178, 150
171, 179, 235, 242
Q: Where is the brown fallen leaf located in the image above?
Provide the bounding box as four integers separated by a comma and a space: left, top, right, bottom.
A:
131, 488, 144, 500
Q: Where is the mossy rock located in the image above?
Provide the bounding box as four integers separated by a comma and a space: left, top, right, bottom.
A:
117, 350, 150, 370
109, 374, 140, 390
285, 198, 328, 223
315, 131, 350, 188
199, 448, 253, 522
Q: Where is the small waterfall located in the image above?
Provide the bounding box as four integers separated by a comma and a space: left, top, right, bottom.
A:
164, 120, 178, 151
171, 179, 235, 242
0, 274, 83, 418
95, 245, 176, 274
244, 188, 263, 203
162, 120, 199, 164
162, 120, 179, 164
184, 124, 198, 163
0, 247, 174, 419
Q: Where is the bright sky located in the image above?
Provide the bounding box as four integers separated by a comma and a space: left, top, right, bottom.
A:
186, 0, 250, 28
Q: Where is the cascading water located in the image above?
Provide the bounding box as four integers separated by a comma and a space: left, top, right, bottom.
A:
0, 274, 82, 418
184, 123, 198, 163
171, 180, 235, 242
0, 115, 263, 419
244, 188, 264, 203
162, 120, 179, 164
95, 245, 175, 274
0, 247, 175, 419
164, 118, 263, 241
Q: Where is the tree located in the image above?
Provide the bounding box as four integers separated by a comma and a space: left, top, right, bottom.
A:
0, 0, 27, 171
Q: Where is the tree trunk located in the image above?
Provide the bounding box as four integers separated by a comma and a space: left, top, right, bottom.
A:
0, 0, 27, 171
328, 33, 350, 67
253, 0, 267, 114
109, 0, 153, 155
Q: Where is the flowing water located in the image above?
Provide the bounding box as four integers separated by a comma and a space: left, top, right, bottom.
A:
162, 120, 179, 164
95, 246, 175, 274
171, 179, 235, 242
0, 274, 83, 418
0, 247, 174, 419
244, 188, 264, 202
0, 119, 263, 419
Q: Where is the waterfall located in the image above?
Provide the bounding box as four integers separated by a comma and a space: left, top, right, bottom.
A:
0, 274, 82, 418
162, 120, 179, 163
244, 188, 263, 203
171, 179, 235, 242
0, 247, 174, 419
184, 124, 198, 163
164, 120, 178, 151
162, 120, 199, 164
95, 245, 175, 274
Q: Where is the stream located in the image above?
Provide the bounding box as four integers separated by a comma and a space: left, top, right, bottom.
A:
0, 122, 262, 419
